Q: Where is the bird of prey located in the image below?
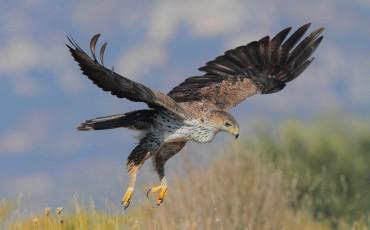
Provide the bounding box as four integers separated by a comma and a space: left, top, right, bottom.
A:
67, 23, 324, 209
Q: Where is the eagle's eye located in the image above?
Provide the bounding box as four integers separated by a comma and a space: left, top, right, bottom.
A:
224, 121, 232, 127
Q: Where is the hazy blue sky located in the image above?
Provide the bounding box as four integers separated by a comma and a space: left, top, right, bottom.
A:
0, 0, 369, 211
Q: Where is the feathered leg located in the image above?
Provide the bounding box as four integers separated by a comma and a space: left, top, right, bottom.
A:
147, 142, 186, 206
121, 134, 161, 210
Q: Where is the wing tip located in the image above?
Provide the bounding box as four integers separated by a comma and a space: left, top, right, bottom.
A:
303, 22, 312, 28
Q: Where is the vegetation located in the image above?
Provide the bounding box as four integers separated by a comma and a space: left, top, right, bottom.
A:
1, 116, 369, 229
4, 150, 329, 230
246, 116, 370, 227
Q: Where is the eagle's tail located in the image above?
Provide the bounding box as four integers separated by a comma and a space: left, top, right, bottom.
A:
77, 110, 154, 131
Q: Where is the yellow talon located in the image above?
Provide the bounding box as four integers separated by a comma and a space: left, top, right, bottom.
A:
121, 187, 134, 210
146, 185, 167, 206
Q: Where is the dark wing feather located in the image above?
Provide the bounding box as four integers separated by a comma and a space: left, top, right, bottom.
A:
67, 34, 187, 118
169, 23, 324, 110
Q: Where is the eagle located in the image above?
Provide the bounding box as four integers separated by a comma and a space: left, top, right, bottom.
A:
67, 23, 324, 209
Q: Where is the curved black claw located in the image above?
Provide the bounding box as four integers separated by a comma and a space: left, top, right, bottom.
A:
146, 186, 167, 207
121, 199, 130, 211
146, 188, 158, 208
121, 189, 134, 211
146, 188, 151, 200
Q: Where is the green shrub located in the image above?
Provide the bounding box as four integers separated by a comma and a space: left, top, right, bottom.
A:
246, 116, 370, 227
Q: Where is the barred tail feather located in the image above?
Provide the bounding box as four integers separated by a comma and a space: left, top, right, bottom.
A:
77, 110, 154, 131
77, 114, 128, 131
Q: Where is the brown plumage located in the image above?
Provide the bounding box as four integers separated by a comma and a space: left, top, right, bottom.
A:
68, 23, 324, 209
169, 23, 324, 110
67, 35, 188, 118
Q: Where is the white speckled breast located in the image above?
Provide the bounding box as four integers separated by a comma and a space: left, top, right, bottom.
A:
151, 111, 218, 144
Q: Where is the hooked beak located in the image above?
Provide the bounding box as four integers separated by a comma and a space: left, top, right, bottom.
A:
229, 126, 239, 139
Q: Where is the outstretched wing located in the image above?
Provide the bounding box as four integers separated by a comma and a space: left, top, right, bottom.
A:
67, 34, 187, 118
168, 23, 324, 110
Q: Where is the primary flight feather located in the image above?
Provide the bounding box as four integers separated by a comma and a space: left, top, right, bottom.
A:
67, 23, 324, 209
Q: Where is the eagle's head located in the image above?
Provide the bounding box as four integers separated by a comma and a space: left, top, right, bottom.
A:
213, 111, 239, 139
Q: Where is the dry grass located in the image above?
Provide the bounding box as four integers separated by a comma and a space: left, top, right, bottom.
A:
0, 201, 12, 224
3, 145, 335, 230
146, 146, 330, 230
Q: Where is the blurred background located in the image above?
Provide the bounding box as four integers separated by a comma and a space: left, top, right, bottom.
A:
0, 0, 369, 228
